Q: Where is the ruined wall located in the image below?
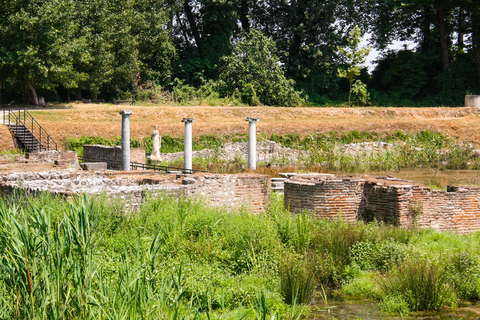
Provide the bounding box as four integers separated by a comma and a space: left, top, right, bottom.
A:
184, 174, 269, 212
284, 174, 480, 233
284, 174, 363, 223
0, 171, 269, 213
83, 145, 146, 169
26, 150, 78, 165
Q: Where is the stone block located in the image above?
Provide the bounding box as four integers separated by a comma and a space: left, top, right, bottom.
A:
80, 162, 108, 171
465, 95, 480, 108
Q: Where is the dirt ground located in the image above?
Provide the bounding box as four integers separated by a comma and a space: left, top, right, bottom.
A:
2, 103, 480, 151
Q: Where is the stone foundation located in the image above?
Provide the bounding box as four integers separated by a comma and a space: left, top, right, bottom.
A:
284, 174, 480, 233
0, 171, 270, 213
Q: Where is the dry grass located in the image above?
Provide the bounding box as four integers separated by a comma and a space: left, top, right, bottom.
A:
2, 103, 480, 151
0, 125, 15, 151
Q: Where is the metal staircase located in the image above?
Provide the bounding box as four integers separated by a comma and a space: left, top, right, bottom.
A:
2, 109, 57, 152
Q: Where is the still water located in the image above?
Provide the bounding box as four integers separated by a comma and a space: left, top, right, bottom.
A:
310, 293, 480, 319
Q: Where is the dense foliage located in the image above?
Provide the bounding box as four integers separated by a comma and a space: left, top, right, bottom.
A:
2, 192, 480, 317
1, 0, 479, 106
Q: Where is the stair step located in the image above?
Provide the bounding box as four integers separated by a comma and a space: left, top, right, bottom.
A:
5, 110, 57, 152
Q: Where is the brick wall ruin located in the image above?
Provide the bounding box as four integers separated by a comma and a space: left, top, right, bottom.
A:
0, 171, 270, 213
83, 145, 146, 169
284, 174, 480, 233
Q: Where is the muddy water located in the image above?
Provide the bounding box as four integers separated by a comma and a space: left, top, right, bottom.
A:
368, 169, 480, 189
310, 294, 480, 319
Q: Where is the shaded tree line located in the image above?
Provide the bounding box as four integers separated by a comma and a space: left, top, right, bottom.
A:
0, 0, 479, 106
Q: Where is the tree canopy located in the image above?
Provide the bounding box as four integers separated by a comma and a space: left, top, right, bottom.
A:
0, 0, 478, 106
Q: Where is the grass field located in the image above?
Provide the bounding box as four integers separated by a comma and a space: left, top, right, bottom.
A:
2, 104, 480, 151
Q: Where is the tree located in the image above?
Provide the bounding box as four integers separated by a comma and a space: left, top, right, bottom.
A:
219, 29, 303, 106
0, 0, 89, 104
337, 26, 371, 107
252, 0, 366, 100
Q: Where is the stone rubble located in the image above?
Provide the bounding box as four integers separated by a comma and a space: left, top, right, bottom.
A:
158, 140, 309, 164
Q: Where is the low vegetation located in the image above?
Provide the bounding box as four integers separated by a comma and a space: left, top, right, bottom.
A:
2, 192, 480, 317
66, 129, 480, 173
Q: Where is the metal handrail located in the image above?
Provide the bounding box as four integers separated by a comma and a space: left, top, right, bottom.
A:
78, 155, 207, 174
2, 108, 57, 151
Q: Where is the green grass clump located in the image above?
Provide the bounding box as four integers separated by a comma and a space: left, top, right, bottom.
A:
376, 259, 456, 311
279, 252, 317, 305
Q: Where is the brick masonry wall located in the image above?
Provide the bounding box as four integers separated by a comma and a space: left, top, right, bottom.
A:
185, 174, 270, 212
284, 175, 363, 223
284, 174, 480, 233
83, 145, 146, 169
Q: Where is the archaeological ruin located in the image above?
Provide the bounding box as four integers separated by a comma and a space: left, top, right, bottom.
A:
284, 174, 480, 233
0, 170, 270, 212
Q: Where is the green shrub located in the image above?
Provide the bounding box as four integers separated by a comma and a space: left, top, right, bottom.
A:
447, 251, 480, 300
349, 240, 405, 271
379, 295, 410, 315
351, 80, 370, 106
342, 269, 382, 299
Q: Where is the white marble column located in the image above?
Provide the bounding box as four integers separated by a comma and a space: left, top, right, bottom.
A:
182, 118, 195, 174
119, 110, 132, 171
245, 117, 259, 170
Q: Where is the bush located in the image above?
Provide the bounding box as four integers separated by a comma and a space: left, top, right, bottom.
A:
379, 295, 410, 315
351, 80, 370, 106
447, 251, 480, 300
342, 269, 382, 299
349, 240, 405, 271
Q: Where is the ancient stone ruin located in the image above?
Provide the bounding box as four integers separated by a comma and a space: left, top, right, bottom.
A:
284, 174, 480, 233
0, 171, 270, 212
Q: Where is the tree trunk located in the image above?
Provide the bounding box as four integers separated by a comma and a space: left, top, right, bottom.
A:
475, 47, 480, 84
348, 79, 352, 107
176, 11, 190, 45
437, 8, 450, 71
76, 88, 82, 100
420, 6, 433, 53
184, 0, 203, 52
240, 0, 250, 32
458, 9, 464, 50
27, 79, 39, 105
473, 5, 480, 84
